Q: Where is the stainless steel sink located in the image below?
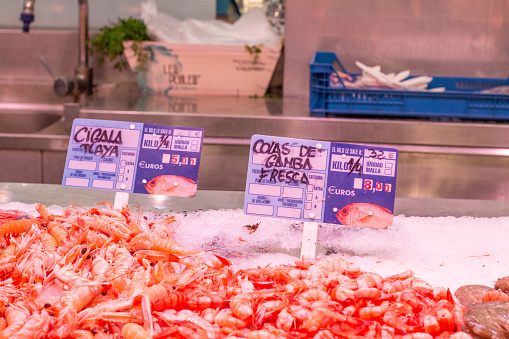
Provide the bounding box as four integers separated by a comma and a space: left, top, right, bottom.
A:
0, 104, 63, 134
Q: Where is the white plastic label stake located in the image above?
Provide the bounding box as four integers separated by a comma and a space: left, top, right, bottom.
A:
113, 192, 130, 210
300, 221, 319, 258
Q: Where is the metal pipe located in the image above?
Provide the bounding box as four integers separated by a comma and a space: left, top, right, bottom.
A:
21, 0, 87, 64
77, 0, 88, 69
21, 0, 35, 12
75, 0, 93, 100
23, 0, 93, 100
20, 0, 35, 32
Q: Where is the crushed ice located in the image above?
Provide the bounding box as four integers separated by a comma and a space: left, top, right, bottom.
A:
1, 202, 508, 292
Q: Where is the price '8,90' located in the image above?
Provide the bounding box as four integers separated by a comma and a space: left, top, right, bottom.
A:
364, 179, 392, 192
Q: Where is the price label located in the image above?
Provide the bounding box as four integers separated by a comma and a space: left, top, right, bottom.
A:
62, 118, 204, 197
324, 143, 398, 228
244, 135, 398, 228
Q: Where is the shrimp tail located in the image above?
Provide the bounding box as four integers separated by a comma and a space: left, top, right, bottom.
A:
141, 296, 154, 336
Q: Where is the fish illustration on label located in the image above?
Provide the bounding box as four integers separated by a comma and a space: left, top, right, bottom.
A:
335, 203, 393, 229
144, 175, 197, 197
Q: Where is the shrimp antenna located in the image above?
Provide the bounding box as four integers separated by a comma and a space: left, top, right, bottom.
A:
70, 202, 88, 212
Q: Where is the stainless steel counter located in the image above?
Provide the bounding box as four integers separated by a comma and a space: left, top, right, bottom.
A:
0, 182, 245, 213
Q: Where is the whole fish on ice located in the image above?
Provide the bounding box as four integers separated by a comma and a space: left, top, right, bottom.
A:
463, 300, 509, 339
454, 284, 494, 308
496, 276, 509, 294
144, 175, 197, 197
455, 280, 509, 338
335, 203, 393, 229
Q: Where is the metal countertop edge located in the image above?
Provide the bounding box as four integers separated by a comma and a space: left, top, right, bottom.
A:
78, 109, 509, 148
1, 133, 509, 157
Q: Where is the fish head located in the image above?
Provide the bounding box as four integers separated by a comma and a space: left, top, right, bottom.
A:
335, 204, 357, 225
144, 177, 161, 194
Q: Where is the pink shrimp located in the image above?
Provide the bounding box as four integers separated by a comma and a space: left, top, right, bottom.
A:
78, 297, 135, 326
275, 308, 294, 331
214, 309, 248, 328
174, 322, 209, 339
400, 289, 427, 311
0, 243, 17, 277
342, 304, 359, 316
106, 245, 135, 291
381, 279, 412, 294
452, 303, 466, 332
411, 277, 433, 290
254, 297, 286, 328
330, 286, 355, 303
355, 286, 382, 300
186, 290, 228, 310
422, 314, 441, 337
401, 333, 433, 339
229, 292, 258, 320
52, 281, 113, 338
134, 281, 187, 334
338, 276, 359, 290
297, 288, 329, 305
284, 280, 310, 294
71, 330, 96, 339
85, 230, 109, 250
358, 300, 390, 319
447, 332, 474, 339
122, 323, 152, 339
83, 215, 132, 242
386, 269, 415, 281
0, 210, 30, 224
245, 327, 286, 339
421, 298, 456, 334
40, 230, 58, 252
9, 309, 52, 338
0, 301, 31, 339
134, 283, 187, 311
0, 317, 6, 332
382, 301, 419, 333
356, 274, 379, 289
433, 286, 448, 301
305, 256, 351, 279
436, 307, 455, 332
128, 233, 199, 256
201, 307, 219, 324
230, 289, 280, 321
482, 289, 509, 302
26, 250, 61, 283
156, 309, 220, 339
381, 324, 395, 338
302, 307, 345, 332
35, 203, 68, 245
0, 217, 39, 237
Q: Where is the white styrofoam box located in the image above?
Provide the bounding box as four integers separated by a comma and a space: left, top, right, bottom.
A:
123, 41, 281, 96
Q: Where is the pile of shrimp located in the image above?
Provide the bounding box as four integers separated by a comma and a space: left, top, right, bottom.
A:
0, 202, 474, 339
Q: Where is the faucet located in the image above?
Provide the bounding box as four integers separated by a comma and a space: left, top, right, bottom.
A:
20, 0, 34, 32
22, 0, 94, 103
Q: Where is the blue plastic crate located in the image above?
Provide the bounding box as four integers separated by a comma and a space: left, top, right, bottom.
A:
309, 52, 509, 120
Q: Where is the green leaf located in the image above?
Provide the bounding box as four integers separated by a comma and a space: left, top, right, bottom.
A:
91, 17, 152, 72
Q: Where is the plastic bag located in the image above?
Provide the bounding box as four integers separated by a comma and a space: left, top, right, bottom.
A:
140, 0, 281, 46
